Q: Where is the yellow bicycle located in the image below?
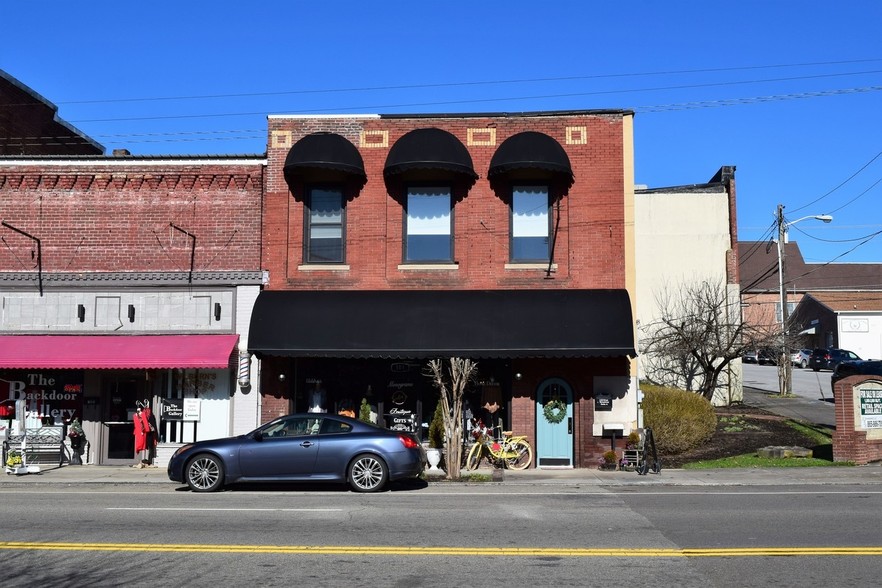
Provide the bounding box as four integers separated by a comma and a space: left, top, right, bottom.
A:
465, 422, 533, 471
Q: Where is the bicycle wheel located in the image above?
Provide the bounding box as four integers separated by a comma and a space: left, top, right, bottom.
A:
465, 442, 483, 471
504, 440, 533, 470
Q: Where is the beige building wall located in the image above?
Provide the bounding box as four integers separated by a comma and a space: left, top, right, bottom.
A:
635, 186, 743, 405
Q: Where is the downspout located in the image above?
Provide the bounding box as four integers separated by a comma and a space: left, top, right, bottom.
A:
2, 221, 43, 296
545, 199, 561, 279
169, 223, 196, 284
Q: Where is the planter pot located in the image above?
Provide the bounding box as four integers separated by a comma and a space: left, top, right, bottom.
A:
426, 448, 443, 472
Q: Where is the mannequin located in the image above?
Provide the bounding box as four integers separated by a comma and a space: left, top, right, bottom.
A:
308, 383, 327, 413
132, 404, 149, 468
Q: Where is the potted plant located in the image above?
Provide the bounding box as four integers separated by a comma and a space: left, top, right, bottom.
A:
426, 401, 445, 472
598, 450, 618, 471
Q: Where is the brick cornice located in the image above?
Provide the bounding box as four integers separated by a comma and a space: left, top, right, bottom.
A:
0, 171, 262, 191
0, 271, 264, 287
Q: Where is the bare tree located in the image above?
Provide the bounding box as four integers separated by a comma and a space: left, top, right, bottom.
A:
426, 357, 478, 480
640, 281, 778, 402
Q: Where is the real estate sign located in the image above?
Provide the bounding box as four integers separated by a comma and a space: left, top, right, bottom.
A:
859, 387, 882, 429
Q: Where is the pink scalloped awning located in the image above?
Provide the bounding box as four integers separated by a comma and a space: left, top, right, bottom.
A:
0, 334, 239, 369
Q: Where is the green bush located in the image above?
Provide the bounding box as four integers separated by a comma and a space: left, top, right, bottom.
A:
428, 400, 445, 448
642, 384, 716, 454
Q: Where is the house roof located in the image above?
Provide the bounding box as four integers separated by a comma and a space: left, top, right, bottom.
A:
738, 241, 882, 293
801, 291, 882, 312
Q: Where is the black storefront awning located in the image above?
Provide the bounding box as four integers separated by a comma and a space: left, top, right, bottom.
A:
488, 131, 574, 180
384, 128, 478, 180
283, 132, 367, 188
248, 289, 635, 359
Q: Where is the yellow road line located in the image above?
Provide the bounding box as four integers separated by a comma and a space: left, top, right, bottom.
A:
1, 542, 881, 557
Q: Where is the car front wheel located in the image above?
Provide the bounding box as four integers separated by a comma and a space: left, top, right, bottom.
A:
348, 453, 388, 492
186, 454, 225, 492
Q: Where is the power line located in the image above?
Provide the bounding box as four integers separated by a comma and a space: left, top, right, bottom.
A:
35, 58, 882, 106
789, 150, 882, 214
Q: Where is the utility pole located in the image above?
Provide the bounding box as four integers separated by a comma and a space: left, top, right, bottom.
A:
776, 204, 791, 395
774, 206, 833, 396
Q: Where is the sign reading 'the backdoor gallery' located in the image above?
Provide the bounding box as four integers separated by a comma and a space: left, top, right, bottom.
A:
0, 370, 84, 424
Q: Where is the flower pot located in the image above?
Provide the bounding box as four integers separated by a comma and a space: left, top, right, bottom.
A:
426, 448, 443, 472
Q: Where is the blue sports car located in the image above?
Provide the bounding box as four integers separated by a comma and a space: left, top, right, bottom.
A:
167, 413, 426, 492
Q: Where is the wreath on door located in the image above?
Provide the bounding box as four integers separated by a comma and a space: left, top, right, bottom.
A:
543, 398, 567, 424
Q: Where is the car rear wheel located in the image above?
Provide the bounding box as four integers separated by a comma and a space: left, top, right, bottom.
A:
186, 454, 224, 492
799, 359, 808, 369
348, 454, 388, 492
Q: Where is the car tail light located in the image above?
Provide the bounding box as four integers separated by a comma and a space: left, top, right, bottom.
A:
398, 435, 419, 449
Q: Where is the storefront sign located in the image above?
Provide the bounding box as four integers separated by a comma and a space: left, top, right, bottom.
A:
160, 398, 201, 422
161, 398, 184, 421
595, 392, 613, 412
859, 387, 882, 429
1, 370, 84, 425
183, 398, 201, 421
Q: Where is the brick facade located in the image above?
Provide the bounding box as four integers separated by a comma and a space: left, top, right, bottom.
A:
258, 112, 636, 468
264, 114, 627, 291
0, 161, 264, 273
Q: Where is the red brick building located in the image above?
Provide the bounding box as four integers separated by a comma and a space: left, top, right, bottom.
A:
249, 112, 639, 468
0, 153, 265, 465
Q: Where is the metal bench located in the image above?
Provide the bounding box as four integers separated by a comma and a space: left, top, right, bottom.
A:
3, 426, 66, 468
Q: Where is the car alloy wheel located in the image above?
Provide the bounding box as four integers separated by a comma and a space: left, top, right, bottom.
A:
186, 454, 224, 492
348, 453, 388, 492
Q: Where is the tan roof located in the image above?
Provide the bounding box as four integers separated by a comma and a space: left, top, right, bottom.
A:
804, 291, 882, 312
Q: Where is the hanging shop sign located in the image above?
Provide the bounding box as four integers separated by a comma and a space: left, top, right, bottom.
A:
595, 392, 613, 412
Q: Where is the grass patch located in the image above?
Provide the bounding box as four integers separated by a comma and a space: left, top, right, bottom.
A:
681, 418, 847, 469
718, 415, 761, 432
683, 454, 852, 469
785, 419, 833, 445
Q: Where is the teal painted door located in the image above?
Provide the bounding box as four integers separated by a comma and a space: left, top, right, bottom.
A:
535, 378, 573, 467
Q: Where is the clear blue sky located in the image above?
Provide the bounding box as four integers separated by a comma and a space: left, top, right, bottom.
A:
3, 1, 881, 263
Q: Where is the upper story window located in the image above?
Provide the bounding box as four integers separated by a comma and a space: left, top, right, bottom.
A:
511, 185, 550, 262
305, 187, 345, 263
405, 186, 452, 262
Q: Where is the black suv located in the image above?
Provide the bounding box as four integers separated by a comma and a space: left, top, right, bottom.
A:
831, 360, 882, 396
809, 347, 861, 372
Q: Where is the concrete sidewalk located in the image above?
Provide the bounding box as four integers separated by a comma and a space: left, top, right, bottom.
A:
2, 461, 880, 488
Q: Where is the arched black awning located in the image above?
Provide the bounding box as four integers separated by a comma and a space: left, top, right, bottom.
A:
488, 131, 573, 180
283, 133, 366, 190
384, 128, 478, 180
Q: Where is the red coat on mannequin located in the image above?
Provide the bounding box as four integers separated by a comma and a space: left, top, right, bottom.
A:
133, 407, 149, 453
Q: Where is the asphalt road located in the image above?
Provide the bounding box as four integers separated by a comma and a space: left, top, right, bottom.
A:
2, 484, 881, 587
742, 362, 833, 402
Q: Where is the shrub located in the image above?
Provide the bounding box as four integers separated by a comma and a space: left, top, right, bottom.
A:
642, 384, 716, 454
602, 450, 618, 464
358, 398, 372, 423
428, 400, 445, 448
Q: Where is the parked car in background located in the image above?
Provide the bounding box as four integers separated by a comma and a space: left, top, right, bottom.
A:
167, 413, 426, 493
809, 348, 861, 372
830, 360, 882, 396
791, 348, 812, 369
743, 348, 777, 365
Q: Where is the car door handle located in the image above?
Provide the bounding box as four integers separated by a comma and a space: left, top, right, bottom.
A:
300, 441, 314, 448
